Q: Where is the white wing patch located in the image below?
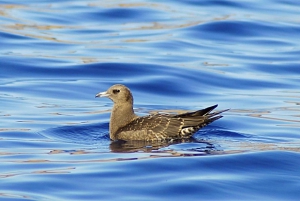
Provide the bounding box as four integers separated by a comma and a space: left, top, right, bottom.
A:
180, 127, 195, 135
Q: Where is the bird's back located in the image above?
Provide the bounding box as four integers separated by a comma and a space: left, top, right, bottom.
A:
115, 105, 227, 141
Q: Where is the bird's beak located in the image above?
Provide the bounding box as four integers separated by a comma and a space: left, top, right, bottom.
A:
95, 91, 110, 98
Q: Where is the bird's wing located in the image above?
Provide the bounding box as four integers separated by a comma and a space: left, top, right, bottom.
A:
116, 105, 228, 141
116, 114, 184, 141
174, 104, 227, 127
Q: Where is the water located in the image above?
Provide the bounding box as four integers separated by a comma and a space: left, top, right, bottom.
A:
1, 0, 300, 200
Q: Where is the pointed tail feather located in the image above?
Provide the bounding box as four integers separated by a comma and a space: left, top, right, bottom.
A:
208, 108, 230, 118
206, 108, 229, 124
174, 105, 229, 128
207, 115, 223, 124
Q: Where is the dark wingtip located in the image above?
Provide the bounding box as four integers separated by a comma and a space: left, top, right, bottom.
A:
199, 104, 219, 116
211, 104, 218, 109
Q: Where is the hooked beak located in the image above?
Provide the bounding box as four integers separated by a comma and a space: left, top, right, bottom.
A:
95, 91, 110, 98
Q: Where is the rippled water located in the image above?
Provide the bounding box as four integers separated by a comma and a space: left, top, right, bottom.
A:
1, 0, 300, 200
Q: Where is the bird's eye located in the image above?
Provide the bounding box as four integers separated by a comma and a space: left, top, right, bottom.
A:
113, 89, 120, 94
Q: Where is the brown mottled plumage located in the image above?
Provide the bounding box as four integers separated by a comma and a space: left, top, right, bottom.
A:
95, 84, 228, 141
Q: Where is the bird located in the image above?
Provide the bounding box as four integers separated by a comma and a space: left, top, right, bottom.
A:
95, 84, 228, 141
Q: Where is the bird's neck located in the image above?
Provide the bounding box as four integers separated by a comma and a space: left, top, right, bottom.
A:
110, 102, 137, 140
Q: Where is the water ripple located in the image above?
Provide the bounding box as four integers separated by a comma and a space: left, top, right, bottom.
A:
1, 0, 300, 200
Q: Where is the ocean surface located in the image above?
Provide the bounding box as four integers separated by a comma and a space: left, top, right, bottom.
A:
1, 0, 300, 200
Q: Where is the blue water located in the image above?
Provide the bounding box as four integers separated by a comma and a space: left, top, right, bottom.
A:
1, 0, 300, 200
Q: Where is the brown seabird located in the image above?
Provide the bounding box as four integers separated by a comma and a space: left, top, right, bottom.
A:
95, 84, 228, 141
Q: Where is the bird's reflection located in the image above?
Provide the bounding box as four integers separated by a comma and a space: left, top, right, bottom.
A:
109, 138, 215, 153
